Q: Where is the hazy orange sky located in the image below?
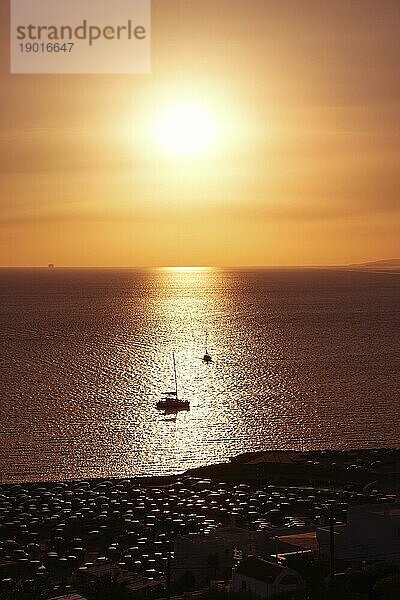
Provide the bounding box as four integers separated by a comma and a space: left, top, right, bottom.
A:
1, 0, 399, 266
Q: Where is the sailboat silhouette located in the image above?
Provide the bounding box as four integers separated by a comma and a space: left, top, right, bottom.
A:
156, 353, 190, 411
202, 331, 212, 363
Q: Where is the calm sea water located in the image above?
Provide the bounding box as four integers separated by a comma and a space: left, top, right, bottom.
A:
1, 268, 399, 483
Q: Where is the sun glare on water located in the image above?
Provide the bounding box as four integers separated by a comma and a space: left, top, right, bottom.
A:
154, 103, 220, 158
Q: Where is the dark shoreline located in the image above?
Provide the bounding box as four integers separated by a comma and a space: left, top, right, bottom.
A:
2, 448, 400, 492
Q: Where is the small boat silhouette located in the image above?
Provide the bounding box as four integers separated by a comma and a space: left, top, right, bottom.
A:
202, 331, 212, 363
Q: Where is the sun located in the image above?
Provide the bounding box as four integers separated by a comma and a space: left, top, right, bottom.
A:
154, 103, 219, 158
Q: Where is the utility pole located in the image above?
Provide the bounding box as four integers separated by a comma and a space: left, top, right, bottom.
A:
166, 551, 171, 600
273, 535, 278, 561
329, 502, 335, 587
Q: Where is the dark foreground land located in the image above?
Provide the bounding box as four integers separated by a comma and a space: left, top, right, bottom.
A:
1, 448, 399, 599
188, 447, 400, 491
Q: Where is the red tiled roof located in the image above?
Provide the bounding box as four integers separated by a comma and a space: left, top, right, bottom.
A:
278, 532, 318, 552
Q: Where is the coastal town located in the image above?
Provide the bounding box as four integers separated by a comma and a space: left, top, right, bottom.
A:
1, 448, 400, 599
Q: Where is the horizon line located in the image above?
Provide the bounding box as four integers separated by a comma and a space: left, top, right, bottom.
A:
0, 259, 399, 270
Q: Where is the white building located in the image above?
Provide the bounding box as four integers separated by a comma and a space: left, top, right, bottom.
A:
317, 503, 400, 563
232, 556, 304, 598
173, 522, 317, 586
172, 524, 270, 585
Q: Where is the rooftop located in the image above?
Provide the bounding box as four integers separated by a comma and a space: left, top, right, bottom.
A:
235, 556, 284, 583
278, 531, 318, 552
50, 594, 87, 600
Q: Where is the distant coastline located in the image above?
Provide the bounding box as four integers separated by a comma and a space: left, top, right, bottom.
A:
347, 258, 400, 270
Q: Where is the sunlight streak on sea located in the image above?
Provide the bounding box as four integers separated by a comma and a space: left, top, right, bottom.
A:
0, 267, 399, 482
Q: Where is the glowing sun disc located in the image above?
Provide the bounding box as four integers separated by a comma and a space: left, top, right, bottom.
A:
154, 104, 219, 157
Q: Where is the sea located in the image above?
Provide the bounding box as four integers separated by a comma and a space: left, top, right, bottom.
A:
1, 267, 399, 483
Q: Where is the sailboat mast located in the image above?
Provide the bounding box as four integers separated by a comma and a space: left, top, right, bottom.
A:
172, 352, 178, 399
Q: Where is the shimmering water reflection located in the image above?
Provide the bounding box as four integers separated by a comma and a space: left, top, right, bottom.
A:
1, 267, 399, 482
